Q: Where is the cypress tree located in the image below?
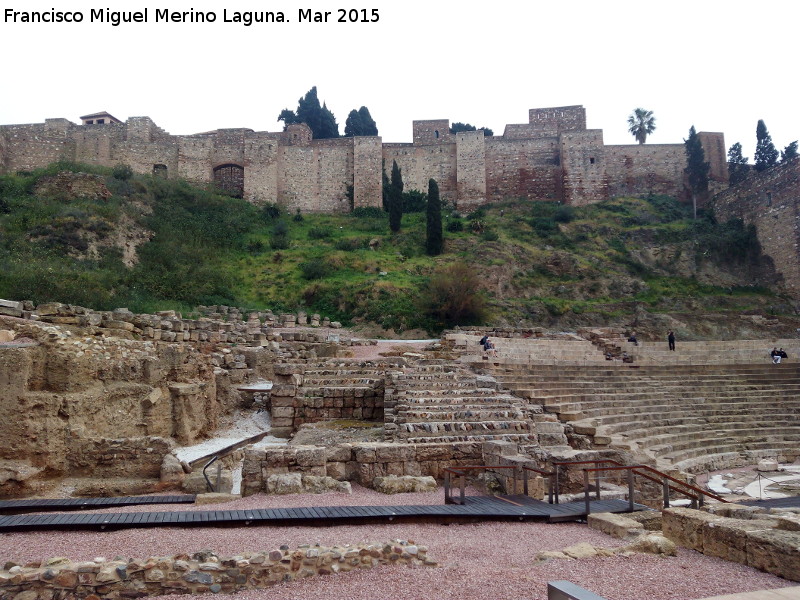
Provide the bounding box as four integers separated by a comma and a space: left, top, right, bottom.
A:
684, 126, 709, 219
754, 120, 779, 172
426, 179, 443, 255
727, 142, 749, 185
388, 160, 403, 233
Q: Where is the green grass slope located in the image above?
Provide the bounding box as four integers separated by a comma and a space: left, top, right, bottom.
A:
0, 162, 792, 334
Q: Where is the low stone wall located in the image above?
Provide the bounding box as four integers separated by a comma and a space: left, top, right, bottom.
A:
662, 506, 800, 581
0, 542, 435, 599
241, 442, 482, 496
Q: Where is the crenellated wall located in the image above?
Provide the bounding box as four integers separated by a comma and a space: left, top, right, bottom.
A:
0, 105, 730, 211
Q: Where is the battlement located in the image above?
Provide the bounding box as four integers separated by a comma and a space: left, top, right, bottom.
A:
0, 104, 729, 212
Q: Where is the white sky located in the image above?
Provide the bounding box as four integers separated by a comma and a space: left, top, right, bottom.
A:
1, 0, 796, 160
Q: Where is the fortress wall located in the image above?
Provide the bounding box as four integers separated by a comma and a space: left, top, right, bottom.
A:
177, 135, 215, 184
0, 123, 73, 172
560, 130, 608, 206
210, 129, 248, 168
604, 144, 688, 200
279, 139, 353, 213
0, 128, 7, 171
72, 123, 125, 166
484, 137, 560, 202
353, 136, 383, 209
244, 133, 280, 204
528, 105, 587, 135
455, 130, 487, 210
413, 119, 452, 145
383, 142, 458, 205
714, 158, 800, 293
115, 138, 179, 178
697, 131, 730, 195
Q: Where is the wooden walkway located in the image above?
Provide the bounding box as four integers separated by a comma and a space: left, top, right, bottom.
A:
0, 495, 648, 532
0, 494, 196, 515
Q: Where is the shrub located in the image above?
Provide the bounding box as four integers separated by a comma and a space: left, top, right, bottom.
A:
262, 203, 282, 220
334, 237, 366, 251
403, 190, 428, 213
270, 220, 290, 249
529, 217, 557, 235
352, 206, 384, 218
481, 229, 499, 242
420, 262, 488, 327
308, 226, 333, 240
293, 208, 304, 222
299, 258, 333, 280
467, 208, 486, 221
446, 219, 463, 232
111, 164, 133, 181
553, 205, 575, 223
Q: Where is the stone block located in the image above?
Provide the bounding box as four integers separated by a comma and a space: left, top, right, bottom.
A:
589, 512, 645, 540
326, 461, 347, 480
415, 444, 453, 461
746, 529, 800, 581
373, 475, 437, 494
703, 519, 776, 565
325, 444, 352, 463
294, 447, 326, 467
662, 507, 722, 552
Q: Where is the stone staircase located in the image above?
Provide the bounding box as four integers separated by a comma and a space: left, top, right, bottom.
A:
478, 362, 800, 473
384, 360, 569, 448
446, 332, 610, 364
294, 359, 387, 422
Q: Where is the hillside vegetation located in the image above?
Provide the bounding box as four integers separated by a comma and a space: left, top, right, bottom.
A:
0, 162, 792, 334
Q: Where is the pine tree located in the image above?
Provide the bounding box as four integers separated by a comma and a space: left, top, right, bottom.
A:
684, 126, 709, 219
426, 179, 443, 256
388, 160, 403, 233
345, 106, 378, 136
727, 142, 750, 185
277, 87, 339, 139
754, 120, 779, 172
781, 141, 799, 163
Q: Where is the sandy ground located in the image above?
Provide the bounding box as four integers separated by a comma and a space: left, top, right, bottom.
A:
0, 486, 795, 600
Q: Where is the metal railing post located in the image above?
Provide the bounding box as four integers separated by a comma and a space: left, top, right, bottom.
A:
662, 477, 670, 508
584, 470, 591, 516
627, 469, 635, 512
523, 468, 529, 496
595, 463, 601, 500
444, 470, 451, 503
554, 465, 560, 504
460, 473, 466, 505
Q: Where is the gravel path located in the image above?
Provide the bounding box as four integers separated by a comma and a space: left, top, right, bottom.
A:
1, 486, 793, 600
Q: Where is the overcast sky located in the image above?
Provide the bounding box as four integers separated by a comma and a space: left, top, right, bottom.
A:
1, 1, 796, 159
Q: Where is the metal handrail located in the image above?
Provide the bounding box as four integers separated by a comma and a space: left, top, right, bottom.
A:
553, 459, 728, 513
202, 455, 221, 493
443, 465, 555, 505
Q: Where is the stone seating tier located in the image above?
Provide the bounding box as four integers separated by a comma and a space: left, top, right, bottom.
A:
479, 361, 800, 474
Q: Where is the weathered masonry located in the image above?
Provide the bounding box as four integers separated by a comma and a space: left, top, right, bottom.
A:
0, 105, 728, 211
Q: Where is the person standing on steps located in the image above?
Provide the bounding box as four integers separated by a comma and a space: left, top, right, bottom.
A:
667, 330, 676, 351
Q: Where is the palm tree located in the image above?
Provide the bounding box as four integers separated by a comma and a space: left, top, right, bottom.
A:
627, 108, 656, 145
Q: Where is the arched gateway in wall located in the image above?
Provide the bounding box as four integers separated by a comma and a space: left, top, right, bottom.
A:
213, 164, 244, 198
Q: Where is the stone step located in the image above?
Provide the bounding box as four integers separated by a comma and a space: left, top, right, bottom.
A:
397, 420, 534, 435
399, 409, 525, 422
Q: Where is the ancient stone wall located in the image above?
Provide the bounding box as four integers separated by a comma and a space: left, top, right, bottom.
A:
383, 142, 459, 207
662, 506, 800, 581
242, 441, 481, 495
455, 130, 487, 210
0, 543, 435, 600
352, 136, 384, 210
604, 144, 688, 200
713, 158, 800, 294
485, 137, 560, 202
0, 105, 732, 212
528, 105, 587, 136
560, 130, 607, 206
